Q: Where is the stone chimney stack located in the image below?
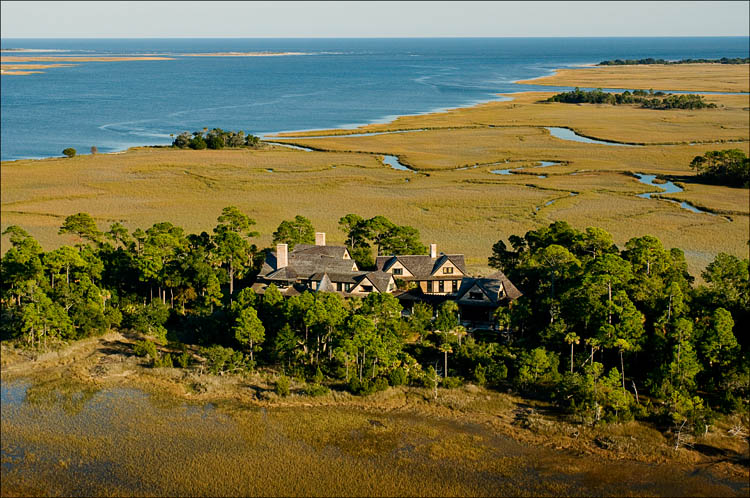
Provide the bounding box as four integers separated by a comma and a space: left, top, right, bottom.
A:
276, 243, 288, 269
430, 243, 437, 259
315, 232, 326, 246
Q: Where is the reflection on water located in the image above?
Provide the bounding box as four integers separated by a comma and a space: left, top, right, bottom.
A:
1, 378, 746, 497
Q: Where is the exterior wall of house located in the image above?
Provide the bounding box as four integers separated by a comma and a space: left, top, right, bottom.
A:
385, 260, 413, 277
351, 277, 377, 295
433, 259, 463, 278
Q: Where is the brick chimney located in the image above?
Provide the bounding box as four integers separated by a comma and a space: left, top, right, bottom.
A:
315, 232, 326, 246
430, 243, 437, 259
276, 243, 288, 269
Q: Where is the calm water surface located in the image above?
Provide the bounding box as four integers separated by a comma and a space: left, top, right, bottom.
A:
2, 37, 747, 160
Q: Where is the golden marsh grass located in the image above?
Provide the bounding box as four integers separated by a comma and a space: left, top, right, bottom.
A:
2, 67, 749, 277
515, 64, 750, 93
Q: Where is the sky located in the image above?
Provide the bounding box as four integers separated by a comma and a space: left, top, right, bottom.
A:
1, 1, 749, 38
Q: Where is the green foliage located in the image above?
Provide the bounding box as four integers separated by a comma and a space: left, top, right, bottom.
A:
199, 345, 250, 375
177, 350, 192, 368
690, 149, 749, 187
598, 57, 749, 65
547, 88, 716, 110
133, 339, 158, 359
517, 347, 560, 386
172, 129, 260, 150
62, 147, 76, 158
155, 352, 174, 368
441, 376, 463, 389
302, 383, 330, 397
272, 215, 315, 250
474, 363, 487, 386
389, 367, 407, 387
275, 375, 290, 397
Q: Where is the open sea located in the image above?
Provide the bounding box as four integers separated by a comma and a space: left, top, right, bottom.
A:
1, 37, 748, 161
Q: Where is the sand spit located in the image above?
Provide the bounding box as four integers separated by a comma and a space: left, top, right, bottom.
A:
180, 51, 309, 57
1, 55, 175, 63
1, 63, 76, 75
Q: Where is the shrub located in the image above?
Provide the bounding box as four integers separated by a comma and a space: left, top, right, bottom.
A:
313, 366, 324, 385
474, 363, 487, 386
275, 375, 290, 397
441, 376, 463, 389
303, 383, 330, 397
90, 146, 98, 155
389, 367, 407, 387
177, 350, 192, 368
487, 362, 508, 385
133, 339, 157, 359
373, 377, 389, 392
62, 148, 76, 158
155, 352, 174, 368
199, 345, 249, 375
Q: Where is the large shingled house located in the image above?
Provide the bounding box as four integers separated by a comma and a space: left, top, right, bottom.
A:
376, 243, 522, 328
253, 232, 396, 297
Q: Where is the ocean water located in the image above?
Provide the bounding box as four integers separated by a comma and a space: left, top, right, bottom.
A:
1, 37, 748, 161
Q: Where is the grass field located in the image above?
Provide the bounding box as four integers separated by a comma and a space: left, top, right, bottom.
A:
2, 65, 748, 277
515, 63, 750, 93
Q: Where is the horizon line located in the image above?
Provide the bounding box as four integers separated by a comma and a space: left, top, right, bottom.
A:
2, 35, 749, 40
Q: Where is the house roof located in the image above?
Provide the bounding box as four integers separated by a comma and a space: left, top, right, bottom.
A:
291, 244, 351, 260
363, 271, 394, 293
375, 254, 467, 278
259, 244, 357, 280
455, 270, 522, 305
317, 273, 335, 292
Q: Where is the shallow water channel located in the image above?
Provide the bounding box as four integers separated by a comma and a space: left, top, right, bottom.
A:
1, 379, 746, 497
634, 174, 712, 214
545, 127, 638, 147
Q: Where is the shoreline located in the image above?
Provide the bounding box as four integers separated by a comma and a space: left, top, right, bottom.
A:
5, 60, 747, 160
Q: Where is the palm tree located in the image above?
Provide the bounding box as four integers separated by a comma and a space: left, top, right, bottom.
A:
439, 343, 453, 378
564, 332, 580, 373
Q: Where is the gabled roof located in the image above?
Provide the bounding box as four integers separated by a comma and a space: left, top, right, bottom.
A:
455, 270, 522, 305
376, 254, 467, 279
361, 271, 394, 293
486, 270, 522, 300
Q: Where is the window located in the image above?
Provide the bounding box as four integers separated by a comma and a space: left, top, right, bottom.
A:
453, 280, 460, 292
443, 266, 453, 274
393, 267, 403, 275
469, 291, 484, 300
428, 281, 435, 293
362, 285, 373, 293
438, 280, 445, 293
336, 282, 343, 292
345, 283, 352, 292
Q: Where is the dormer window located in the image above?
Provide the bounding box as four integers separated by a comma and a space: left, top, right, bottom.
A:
443, 266, 453, 274
469, 291, 484, 300
362, 285, 373, 293
393, 268, 403, 275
